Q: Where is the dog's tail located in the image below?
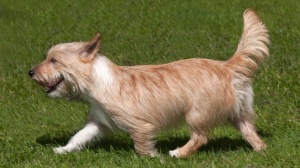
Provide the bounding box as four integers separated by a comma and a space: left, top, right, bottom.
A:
226, 9, 269, 78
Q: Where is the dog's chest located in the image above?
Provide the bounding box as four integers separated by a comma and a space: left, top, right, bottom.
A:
88, 100, 123, 132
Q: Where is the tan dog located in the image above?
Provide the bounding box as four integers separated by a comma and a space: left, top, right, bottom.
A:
29, 9, 269, 158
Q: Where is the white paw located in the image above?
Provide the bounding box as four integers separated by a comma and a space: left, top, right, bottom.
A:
169, 149, 179, 158
53, 147, 68, 154
149, 149, 158, 157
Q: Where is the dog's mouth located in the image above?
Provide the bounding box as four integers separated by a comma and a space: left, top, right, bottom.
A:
46, 77, 64, 93
37, 76, 65, 93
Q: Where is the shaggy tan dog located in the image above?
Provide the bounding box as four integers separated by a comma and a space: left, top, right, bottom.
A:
29, 9, 269, 158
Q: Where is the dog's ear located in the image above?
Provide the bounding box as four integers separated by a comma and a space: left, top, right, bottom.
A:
80, 32, 101, 63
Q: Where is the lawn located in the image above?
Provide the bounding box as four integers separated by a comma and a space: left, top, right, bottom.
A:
0, 0, 299, 167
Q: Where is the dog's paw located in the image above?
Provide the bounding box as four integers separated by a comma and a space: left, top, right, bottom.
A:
254, 142, 267, 152
53, 147, 68, 154
149, 149, 159, 157
169, 149, 179, 158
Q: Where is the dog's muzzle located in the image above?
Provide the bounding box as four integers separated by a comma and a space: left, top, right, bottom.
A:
28, 69, 64, 93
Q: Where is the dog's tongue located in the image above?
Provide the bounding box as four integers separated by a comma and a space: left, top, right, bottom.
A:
45, 84, 54, 90
36, 80, 50, 88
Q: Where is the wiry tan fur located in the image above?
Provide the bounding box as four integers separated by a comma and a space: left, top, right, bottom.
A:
29, 9, 269, 158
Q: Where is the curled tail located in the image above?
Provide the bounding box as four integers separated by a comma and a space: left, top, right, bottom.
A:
227, 9, 270, 78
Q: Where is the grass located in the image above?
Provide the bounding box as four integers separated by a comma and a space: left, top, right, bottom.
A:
0, 0, 299, 167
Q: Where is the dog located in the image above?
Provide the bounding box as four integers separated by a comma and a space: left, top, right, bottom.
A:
29, 9, 269, 158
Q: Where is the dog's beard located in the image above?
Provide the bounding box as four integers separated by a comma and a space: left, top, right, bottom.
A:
47, 80, 67, 98
48, 75, 83, 100
33, 72, 82, 99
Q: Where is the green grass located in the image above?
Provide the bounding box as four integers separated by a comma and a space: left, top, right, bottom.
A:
0, 0, 299, 167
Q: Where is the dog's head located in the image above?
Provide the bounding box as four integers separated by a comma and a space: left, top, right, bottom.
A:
29, 33, 101, 99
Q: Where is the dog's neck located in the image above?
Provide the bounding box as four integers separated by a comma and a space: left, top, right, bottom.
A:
83, 55, 118, 102
92, 55, 116, 86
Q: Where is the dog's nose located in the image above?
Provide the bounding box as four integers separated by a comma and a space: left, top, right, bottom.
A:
29, 70, 34, 77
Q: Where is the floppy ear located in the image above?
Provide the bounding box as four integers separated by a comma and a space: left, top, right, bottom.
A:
80, 32, 101, 63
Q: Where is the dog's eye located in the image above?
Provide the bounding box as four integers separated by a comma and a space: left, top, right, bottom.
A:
50, 58, 57, 64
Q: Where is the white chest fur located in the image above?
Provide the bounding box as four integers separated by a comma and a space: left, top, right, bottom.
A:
88, 97, 121, 132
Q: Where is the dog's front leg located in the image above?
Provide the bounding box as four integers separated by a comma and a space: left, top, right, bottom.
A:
53, 122, 103, 154
130, 124, 158, 157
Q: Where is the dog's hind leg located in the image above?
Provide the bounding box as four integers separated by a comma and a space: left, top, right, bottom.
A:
231, 115, 267, 151
231, 92, 266, 151
169, 106, 208, 158
169, 132, 207, 158
53, 122, 104, 154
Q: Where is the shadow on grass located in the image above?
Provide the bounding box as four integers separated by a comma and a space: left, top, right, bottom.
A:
35, 131, 134, 151
157, 137, 251, 154
36, 131, 72, 147
36, 130, 271, 154
159, 130, 271, 154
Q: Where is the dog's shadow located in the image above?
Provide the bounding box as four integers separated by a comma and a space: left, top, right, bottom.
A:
157, 130, 271, 153
36, 130, 271, 154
